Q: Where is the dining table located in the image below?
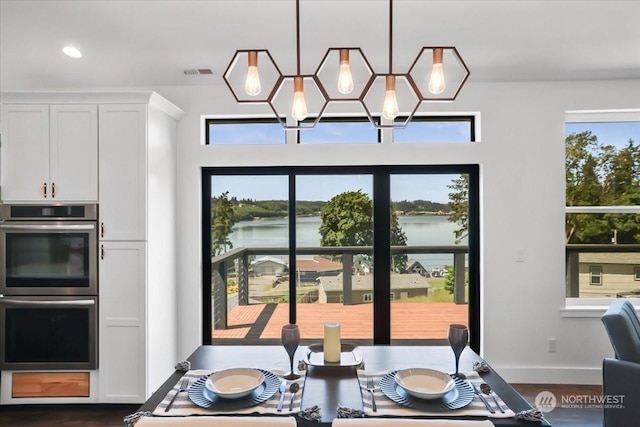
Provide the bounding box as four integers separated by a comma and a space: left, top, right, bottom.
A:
134, 345, 551, 426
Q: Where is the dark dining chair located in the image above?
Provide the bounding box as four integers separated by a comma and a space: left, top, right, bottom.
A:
601, 299, 640, 427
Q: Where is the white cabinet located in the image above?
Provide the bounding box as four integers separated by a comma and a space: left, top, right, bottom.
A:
0, 103, 98, 202
97, 95, 183, 403
98, 104, 147, 241
0, 91, 182, 405
98, 241, 147, 403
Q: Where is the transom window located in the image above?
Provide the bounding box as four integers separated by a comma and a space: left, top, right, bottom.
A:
206, 115, 476, 145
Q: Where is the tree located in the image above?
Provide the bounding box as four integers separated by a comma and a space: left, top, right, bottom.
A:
444, 265, 455, 294
319, 190, 407, 271
447, 174, 469, 244
211, 191, 236, 255
565, 131, 640, 244
444, 264, 469, 295
390, 206, 408, 272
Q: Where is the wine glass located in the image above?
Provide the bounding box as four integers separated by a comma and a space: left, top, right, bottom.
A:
448, 324, 469, 378
281, 324, 301, 380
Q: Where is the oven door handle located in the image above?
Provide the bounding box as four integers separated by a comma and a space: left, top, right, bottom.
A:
0, 298, 96, 306
0, 224, 96, 230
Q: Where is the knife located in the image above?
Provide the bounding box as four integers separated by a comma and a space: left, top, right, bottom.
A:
276, 380, 287, 412
471, 382, 495, 413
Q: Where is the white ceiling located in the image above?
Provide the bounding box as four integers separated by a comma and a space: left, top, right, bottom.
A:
1, 0, 639, 92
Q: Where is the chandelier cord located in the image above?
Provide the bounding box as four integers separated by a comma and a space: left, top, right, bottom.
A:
296, 0, 301, 75
389, 0, 393, 74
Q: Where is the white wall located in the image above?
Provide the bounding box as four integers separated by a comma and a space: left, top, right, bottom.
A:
156, 79, 640, 384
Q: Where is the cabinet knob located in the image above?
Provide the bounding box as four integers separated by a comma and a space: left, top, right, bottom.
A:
51, 182, 56, 198
100, 222, 105, 238
100, 245, 105, 260
40, 182, 47, 198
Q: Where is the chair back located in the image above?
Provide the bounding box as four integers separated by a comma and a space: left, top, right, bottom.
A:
601, 299, 640, 364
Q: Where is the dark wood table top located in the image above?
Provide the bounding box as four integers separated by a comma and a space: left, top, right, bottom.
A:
138, 345, 551, 426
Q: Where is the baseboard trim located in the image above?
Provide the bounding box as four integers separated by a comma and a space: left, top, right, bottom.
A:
494, 365, 602, 385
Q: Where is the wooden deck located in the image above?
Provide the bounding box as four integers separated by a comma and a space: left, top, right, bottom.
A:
212, 302, 468, 341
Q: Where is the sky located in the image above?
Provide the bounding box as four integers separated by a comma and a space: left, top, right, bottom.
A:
565, 121, 640, 149
210, 119, 640, 203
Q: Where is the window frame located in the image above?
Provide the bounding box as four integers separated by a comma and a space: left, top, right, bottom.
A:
202, 164, 480, 349
589, 266, 603, 286
564, 109, 640, 306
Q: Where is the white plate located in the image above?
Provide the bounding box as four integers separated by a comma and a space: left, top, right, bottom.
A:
394, 368, 456, 400
205, 368, 265, 399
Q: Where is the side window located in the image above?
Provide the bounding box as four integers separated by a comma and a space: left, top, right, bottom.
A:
565, 111, 640, 299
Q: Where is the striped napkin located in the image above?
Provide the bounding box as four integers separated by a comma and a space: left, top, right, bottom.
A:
152, 369, 305, 416
357, 370, 515, 419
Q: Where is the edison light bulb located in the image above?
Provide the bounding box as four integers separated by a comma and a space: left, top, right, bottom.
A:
382, 75, 399, 120
244, 51, 261, 96
428, 48, 445, 94
337, 49, 354, 94
291, 77, 308, 121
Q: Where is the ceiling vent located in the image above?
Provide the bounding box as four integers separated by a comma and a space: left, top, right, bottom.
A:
184, 68, 214, 76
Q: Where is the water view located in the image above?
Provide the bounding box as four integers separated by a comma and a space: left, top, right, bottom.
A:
229, 215, 467, 270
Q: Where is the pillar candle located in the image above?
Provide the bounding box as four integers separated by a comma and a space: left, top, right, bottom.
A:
323, 322, 341, 363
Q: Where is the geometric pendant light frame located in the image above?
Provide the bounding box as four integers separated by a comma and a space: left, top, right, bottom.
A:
223, 0, 470, 130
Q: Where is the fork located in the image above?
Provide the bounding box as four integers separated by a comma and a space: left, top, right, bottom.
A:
165, 377, 189, 412
366, 376, 377, 412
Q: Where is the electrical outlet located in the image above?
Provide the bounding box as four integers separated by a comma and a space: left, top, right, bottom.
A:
515, 248, 525, 263
547, 338, 557, 353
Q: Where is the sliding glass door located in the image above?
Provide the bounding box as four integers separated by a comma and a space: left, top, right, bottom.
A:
202, 165, 479, 349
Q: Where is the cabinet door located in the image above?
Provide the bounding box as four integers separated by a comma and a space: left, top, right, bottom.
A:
0, 104, 50, 201
49, 104, 98, 201
98, 104, 147, 241
98, 241, 147, 403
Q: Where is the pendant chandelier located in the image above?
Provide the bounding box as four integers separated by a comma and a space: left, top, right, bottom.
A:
223, 0, 470, 129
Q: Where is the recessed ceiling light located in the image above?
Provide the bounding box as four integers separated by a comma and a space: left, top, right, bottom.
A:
63, 46, 82, 58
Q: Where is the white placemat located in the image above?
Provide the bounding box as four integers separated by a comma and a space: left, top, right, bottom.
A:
333, 419, 496, 427
152, 369, 305, 416
136, 415, 297, 426
357, 370, 515, 419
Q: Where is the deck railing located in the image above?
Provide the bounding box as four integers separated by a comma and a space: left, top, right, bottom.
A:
211, 245, 469, 330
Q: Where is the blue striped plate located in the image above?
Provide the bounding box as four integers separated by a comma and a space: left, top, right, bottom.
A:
188, 369, 280, 410
380, 370, 474, 410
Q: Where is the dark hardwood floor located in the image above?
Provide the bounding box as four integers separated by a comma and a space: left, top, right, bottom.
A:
0, 403, 139, 426
513, 384, 603, 427
0, 384, 602, 426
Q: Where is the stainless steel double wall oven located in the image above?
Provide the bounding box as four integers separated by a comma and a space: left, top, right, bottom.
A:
0, 204, 98, 370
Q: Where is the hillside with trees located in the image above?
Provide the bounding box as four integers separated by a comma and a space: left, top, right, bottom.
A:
216, 197, 449, 222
